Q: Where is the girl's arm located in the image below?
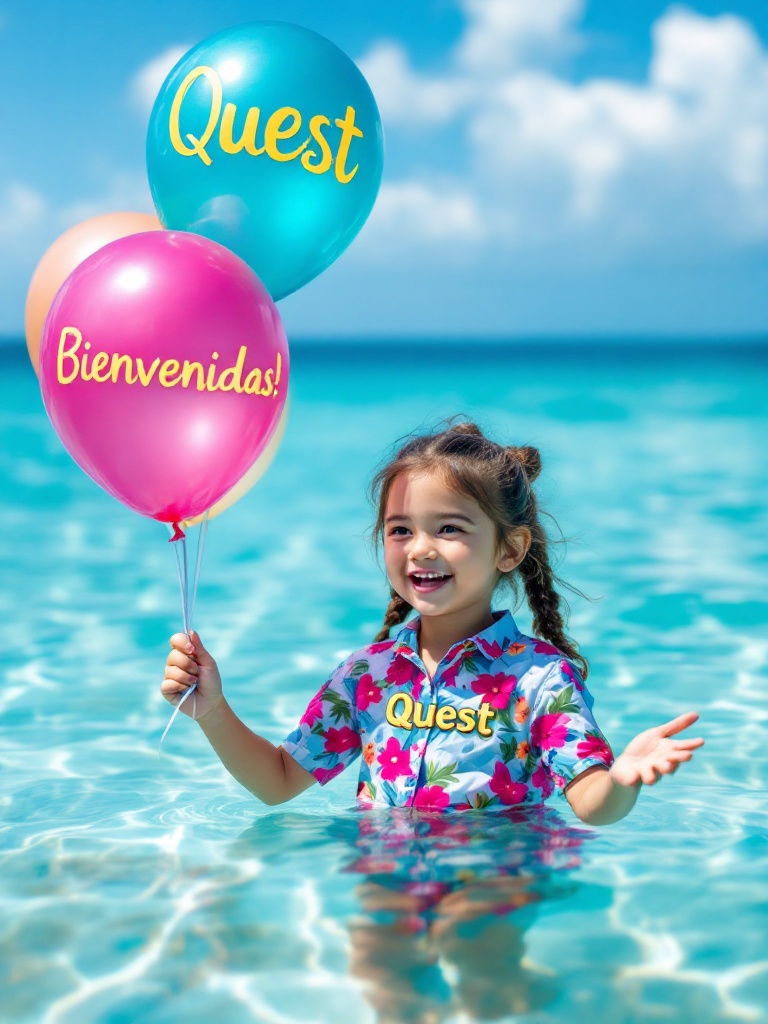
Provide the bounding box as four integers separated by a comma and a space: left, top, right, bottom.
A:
565, 766, 640, 825
566, 711, 704, 825
197, 699, 317, 805
162, 631, 317, 805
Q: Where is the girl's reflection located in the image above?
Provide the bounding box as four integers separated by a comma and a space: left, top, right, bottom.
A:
235, 804, 595, 1023
340, 805, 588, 1022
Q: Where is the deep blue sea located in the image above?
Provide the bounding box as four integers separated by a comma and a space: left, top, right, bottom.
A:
1, 338, 766, 1024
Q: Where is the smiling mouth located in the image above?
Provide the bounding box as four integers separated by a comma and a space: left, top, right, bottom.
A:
409, 572, 452, 593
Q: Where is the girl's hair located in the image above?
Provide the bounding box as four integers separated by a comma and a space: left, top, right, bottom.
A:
370, 418, 591, 680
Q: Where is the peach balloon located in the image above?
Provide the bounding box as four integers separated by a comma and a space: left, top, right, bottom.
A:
181, 396, 290, 529
25, 212, 162, 374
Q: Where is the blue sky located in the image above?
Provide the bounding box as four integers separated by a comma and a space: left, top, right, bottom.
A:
2, 0, 767, 338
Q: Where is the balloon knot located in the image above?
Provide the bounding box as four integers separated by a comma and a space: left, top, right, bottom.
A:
169, 522, 186, 543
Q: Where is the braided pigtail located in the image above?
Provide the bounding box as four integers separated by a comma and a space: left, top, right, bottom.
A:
514, 488, 590, 681
373, 589, 413, 642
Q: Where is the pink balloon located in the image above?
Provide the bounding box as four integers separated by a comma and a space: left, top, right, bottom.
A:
39, 231, 289, 523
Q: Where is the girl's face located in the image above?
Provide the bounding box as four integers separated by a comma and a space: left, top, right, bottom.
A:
383, 471, 521, 626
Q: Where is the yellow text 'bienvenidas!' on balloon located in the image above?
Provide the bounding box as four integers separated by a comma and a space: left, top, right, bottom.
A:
169, 66, 364, 182
55, 327, 282, 397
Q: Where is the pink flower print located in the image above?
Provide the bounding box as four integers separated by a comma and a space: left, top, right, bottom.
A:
386, 656, 423, 690
532, 763, 554, 798
356, 673, 383, 712
441, 659, 462, 688
377, 737, 415, 782
368, 640, 396, 655
314, 763, 345, 785
413, 786, 451, 811
559, 659, 584, 692
534, 640, 561, 656
300, 684, 327, 727
577, 734, 614, 765
323, 726, 361, 754
471, 672, 517, 709
489, 762, 528, 805
476, 637, 504, 659
423, 817, 470, 842
443, 641, 480, 687
530, 713, 570, 750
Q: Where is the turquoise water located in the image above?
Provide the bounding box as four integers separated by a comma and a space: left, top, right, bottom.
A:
1, 339, 766, 1023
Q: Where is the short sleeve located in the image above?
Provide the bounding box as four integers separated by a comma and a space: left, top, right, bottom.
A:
280, 656, 362, 786
529, 658, 614, 797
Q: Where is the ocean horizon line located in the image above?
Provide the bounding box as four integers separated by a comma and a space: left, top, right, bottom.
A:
2, 333, 767, 351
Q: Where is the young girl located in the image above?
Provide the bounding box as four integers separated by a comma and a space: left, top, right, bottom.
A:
161, 421, 704, 824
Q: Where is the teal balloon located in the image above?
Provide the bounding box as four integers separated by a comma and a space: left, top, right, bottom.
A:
146, 22, 383, 300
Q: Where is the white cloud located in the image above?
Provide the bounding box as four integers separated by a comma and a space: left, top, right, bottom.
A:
363, 180, 485, 261
129, 45, 190, 115
0, 183, 46, 241
470, 71, 681, 223
359, 41, 477, 125
651, 8, 765, 98
356, 2, 768, 261
648, 8, 768, 236
455, 0, 584, 74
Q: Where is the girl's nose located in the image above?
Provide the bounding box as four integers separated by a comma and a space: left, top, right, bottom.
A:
409, 532, 437, 560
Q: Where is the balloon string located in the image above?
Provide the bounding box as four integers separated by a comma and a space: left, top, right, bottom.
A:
181, 534, 190, 633
172, 533, 189, 634
189, 510, 210, 628
159, 517, 209, 751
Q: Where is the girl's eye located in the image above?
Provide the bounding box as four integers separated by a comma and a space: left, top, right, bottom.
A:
387, 524, 463, 537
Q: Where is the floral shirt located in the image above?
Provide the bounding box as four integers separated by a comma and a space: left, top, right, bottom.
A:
281, 610, 614, 812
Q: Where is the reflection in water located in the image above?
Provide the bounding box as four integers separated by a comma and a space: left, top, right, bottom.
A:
234, 805, 595, 1022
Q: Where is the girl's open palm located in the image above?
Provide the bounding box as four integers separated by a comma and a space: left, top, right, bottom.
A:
610, 711, 704, 787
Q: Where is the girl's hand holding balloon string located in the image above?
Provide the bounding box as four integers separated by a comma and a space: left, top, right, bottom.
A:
161, 631, 223, 723
159, 632, 317, 804
610, 711, 705, 787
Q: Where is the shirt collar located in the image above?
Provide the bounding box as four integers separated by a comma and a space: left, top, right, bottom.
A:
393, 609, 522, 663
